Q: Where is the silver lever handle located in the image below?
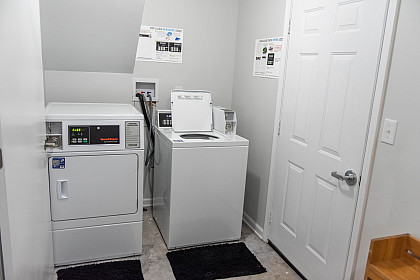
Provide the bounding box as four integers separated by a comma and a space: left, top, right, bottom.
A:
331, 170, 357, 186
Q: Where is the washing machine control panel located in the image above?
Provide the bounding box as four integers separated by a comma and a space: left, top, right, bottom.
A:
68, 125, 120, 145
156, 110, 172, 129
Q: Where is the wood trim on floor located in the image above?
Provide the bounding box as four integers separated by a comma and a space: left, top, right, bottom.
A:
242, 212, 264, 240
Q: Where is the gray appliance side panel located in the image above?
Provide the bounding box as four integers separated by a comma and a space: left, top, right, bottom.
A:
152, 132, 173, 245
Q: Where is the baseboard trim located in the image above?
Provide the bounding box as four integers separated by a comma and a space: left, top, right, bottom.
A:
143, 198, 152, 207
242, 212, 264, 239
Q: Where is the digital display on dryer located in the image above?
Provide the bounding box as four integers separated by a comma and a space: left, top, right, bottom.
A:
68, 126, 89, 145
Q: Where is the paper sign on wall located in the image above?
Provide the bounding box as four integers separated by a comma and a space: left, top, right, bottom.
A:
136, 25, 183, 64
253, 37, 283, 78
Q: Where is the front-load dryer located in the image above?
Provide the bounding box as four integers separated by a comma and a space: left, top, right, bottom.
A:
45, 102, 144, 265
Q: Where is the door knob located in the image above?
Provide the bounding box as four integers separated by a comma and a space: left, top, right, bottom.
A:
331, 170, 357, 186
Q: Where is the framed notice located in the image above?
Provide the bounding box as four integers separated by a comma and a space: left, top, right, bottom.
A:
253, 37, 283, 78
136, 25, 183, 64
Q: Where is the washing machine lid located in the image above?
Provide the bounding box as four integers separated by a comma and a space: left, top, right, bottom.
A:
45, 102, 143, 120
156, 129, 249, 148
171, 90, 212, 132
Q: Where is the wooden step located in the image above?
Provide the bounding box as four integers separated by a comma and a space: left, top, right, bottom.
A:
365, 234, 420, 280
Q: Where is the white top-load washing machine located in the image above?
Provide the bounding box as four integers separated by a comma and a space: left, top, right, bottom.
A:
45, 103, 144, 265
153, 90, 249, 249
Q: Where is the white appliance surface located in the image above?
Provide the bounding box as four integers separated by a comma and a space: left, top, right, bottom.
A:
155, 129, 248, 148
153, 127, 249, 249
46, 103, 144, 265
49, 153, 138, 221
46, 102, 143, 120
53, 221, 142, 266
171, 90, 212, 132
212, 106, 237, 134
46, 103, 145, 152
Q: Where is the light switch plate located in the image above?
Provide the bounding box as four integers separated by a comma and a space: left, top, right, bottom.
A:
381, 118, 398, 145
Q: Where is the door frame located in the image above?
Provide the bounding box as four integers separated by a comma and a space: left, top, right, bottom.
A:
0, 120, 12, 280
0, 127, 3, 280
0, 231, 4, 280
263, 0, 401, 279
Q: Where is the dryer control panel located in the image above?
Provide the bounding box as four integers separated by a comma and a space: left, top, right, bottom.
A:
46, 120, 143, 152
45, 103, 145, 152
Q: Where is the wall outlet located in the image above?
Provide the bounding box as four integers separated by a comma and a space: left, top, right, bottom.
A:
381, 118, 398, 145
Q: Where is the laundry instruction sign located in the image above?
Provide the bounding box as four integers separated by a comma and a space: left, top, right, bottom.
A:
253, 37, 283, 78
136, 25, 183, 63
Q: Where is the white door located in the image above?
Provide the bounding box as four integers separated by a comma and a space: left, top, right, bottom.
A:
269, 0, 391, 279
49, 154, 139, 221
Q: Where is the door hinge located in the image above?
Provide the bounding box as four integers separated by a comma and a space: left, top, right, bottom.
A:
268, 211, 273, 224
0, 148, 3, 169
277, 121, 281, 136
288, 18, 291, 34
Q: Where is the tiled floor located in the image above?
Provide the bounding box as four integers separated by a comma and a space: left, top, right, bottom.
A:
54, 208, 302, 280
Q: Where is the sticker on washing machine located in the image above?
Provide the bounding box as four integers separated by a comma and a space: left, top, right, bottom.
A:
52, 158, 65, 169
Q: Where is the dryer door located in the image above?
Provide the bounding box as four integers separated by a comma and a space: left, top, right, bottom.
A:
49, 154, 138, 221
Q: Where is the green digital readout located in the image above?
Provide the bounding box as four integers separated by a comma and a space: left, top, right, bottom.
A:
72, 128, 82, 132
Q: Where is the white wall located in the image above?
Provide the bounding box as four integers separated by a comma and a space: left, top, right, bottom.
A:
44, 71, 134, 104
44, 0, 240, 110
354, 0, 420, 278
0, 0, 54, 279
40, 0, 145, 73
231, 0, 286, 233
135, 0, 239, 110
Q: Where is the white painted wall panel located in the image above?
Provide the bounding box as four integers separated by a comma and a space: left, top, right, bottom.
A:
44, 71, 133, 104
0, 0, 54, 278
40, 0, 145, 73
134, 0, 240, 110
44, 0, 240, 110
231, 0, 286, 230
354, 0, 420, 278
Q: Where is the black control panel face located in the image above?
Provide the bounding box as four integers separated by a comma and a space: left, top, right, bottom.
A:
158, 112, 172, 128
90, 125, 119, 144
68, 125, 120, 145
